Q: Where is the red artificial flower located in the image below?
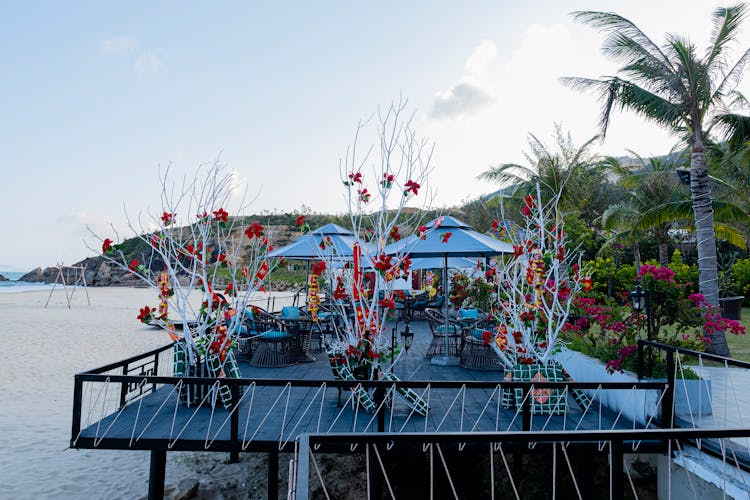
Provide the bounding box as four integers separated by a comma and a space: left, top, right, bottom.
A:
244, 222, 264, 239
224, 282, 235, 296
404, 179, 420, 196
150, 234, 162, 248
102, 238, 113, 254
381, 173, 394, 188
319, 236, 332, 250
196, 211, 209, 221
161, 212, 175, 226
373, 254, 393, 272
417, 225, 427, 240
347, 171, 363, 184
333, 277, 347, 301
137, 306, 153, 323
256, 261, 269, 280
311, 261, 326, 276
389, 225, 401, 241
295, 215, 306, 226
441, 232, 452, 243
358, 188, 371, 203
217, 253, 227, 264
513, 245, 524, 258
129, 259, 140, 271
212, 208, 229, 223
378, 296, 395, 310
556, 245, 565, 261
401, 255, 412, 273
491, 219, 499, 230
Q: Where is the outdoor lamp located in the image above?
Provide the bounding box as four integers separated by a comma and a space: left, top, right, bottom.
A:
676, 169, 691, 185
401, 326, 414, 352
630, 284, 646, 312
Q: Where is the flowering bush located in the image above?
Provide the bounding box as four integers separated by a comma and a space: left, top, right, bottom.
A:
561, 262, 746, 375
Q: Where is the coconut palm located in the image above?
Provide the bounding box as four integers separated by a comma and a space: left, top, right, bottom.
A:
563, 4, 750, 356
602, 155, 689, 266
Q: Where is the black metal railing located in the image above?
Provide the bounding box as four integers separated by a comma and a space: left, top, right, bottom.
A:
294, 427, 750, 500
72, 346, 671, 456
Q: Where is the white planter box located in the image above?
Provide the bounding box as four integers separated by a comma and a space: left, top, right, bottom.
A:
556, 349, 712, 426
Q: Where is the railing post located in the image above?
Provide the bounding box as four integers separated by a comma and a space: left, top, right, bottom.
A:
71, 376, 83, 446
522, 387, 532, 432
229, 384, 240, 463
119, 363, 129, 408
152, 351, 160, 393
611, 439, 623, 500
637, 340, 644, 380
375, 383, 385, 433
662, 349, 675, 428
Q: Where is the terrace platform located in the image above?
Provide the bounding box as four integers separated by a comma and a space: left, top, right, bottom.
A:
72, 319, 663, 455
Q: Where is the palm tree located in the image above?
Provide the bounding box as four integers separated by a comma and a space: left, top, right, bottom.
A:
563, 4, 750, 356
478, 124, 613, 223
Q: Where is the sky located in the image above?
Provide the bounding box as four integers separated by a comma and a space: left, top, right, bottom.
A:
1, 1, 748, 272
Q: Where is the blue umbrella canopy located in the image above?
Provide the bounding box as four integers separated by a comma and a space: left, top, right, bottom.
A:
383, 216, 513, 258
267, 223, 372, 260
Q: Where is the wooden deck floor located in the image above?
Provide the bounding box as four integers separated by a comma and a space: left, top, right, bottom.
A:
75, 319, 640, 453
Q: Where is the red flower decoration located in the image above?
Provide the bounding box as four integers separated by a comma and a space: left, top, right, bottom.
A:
333, 277, 347, 301
161, 212, 175, 226
373, 254, 394, 272
319, 236, 332, 250
129, 259, 140, 271
311, 261, 327, 276
441, 232, 452, 243
244, 222, 264, 239
404, 179, 420, 196
137, 306, 154, 323
417, 225, 427, 240
256, 261, 269, 281
295, 215, 306, 226
381, 173, 394, 188
389, 225, 401, 241
346, 172, 363, 185
212, 208, 229, 223
378, 296, 395, 310
102, 238, 113, 254
358, 188, 371, 203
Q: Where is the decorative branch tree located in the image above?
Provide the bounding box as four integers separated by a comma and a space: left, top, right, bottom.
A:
90, 162, 274, 379
326, 97, 434, 380
491, 186, 589, 369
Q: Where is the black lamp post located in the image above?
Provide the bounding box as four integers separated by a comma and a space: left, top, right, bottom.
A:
400, 324, 414, 353
630, 283, 652, 340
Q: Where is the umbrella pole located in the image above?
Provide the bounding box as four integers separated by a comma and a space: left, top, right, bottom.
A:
432, 253, 458, 365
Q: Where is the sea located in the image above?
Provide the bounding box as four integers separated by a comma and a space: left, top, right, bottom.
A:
0, 272, 56, 293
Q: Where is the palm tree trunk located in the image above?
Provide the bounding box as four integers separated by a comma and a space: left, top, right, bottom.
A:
690, 138, 729, 356
633, 242, 641, 269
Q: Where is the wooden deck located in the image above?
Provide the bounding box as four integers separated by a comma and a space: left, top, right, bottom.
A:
74, 319, 642, 453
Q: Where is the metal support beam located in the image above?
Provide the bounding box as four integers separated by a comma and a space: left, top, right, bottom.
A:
296, 436, 310, 500
611, 440, 623, 500
268, 449, 279, 500
148, 450, 167, 500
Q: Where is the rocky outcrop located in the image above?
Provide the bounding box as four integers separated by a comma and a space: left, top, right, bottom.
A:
0, 274, 8, 281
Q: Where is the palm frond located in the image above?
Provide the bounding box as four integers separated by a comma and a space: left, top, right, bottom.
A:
706, 3, 749, 68
713, 112, 750, 150
638, 201, 694, 229
713, 48, 750, 104
714, 222, 748, 249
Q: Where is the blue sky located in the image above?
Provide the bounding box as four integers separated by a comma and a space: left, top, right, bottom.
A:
1, 1, 748, 271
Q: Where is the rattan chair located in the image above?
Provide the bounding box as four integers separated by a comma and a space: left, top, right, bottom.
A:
424, 308, 462, 358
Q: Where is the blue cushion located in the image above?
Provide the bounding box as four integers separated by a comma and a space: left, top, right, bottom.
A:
470, 328, 489, 341
261, 330, 289, 339
281, 307, 301, 319
243, 308, 255, 320
318, 311, 332, 320
435, 324, 458, 334
459, 308, 479, 319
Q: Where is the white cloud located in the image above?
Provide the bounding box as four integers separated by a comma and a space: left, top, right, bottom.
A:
465, 39, 498, 76
430, 78, 494, 120
430, 40, 499, 120
134, 51, 163, 75
101, 35, 138, 53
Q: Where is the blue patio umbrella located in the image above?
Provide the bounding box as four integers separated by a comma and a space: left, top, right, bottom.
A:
267, 223, 374, 303
384, 216, 513, 365
267, 224, 368, 260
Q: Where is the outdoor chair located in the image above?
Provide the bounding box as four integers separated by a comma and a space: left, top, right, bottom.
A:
278, 307, 317, 362
248, 310, 298, 367
424, 308, 462, 358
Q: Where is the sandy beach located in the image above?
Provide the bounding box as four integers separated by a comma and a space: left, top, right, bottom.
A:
0, 286, 306, 499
